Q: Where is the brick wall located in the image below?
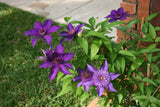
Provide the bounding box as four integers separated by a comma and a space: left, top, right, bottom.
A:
117, 0, 150, 43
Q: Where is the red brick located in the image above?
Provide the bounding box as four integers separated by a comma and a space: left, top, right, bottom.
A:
117, 29, 124, 38
137, 0, 150, 29
120, 2, 136, 15
125, 0, 136, 2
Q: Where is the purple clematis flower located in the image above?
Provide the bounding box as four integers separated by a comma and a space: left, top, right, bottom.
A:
59, 23, 85, 43
105, 7, 129, 22
24, 19, 61, 47
38, 44, 74, 82
73, 67, 93, 92
83, 60, 120, 97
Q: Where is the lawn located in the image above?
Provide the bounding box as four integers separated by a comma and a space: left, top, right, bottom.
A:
0, 3, 91, 106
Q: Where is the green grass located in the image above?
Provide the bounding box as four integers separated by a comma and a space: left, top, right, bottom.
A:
0, 3, 92, 106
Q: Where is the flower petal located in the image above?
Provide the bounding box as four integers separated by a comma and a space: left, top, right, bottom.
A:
41, 48, 46, 56
34, 22, 43, 30
105, 14, 113, 18
87, 64, 97, 72
55, 44, 64, 53
24, 29, 40, 37
97, 86, 104, 97
101, 60, 108, 71
49, 67, 59, 82
59, 64, 72, 75
83, 81, 94, 87
109, 73, 120, 80
109, 18, 117, 22
111, 10, 117, 16
67, 38, 73, 42
77, 81, 83, 87
62, 53, 74, 61
39, 60, 53, 68
75, 23, 85, 31
64, 63, 73, 70
67, 23, 74, 31
84, 85, 90, 92
47, 25, 61, 34
119, 16, 127, 20
43, 35, 52, 45
77, 68, 84, 74
73, 76, 81, 81
43, 19, 52, 30
59, 31, 69, 37
60, 38, 67, 43
32, 38, 39, 47
118, 7, 124, 14
37, 56, 46, 60
106, 82, 117, 92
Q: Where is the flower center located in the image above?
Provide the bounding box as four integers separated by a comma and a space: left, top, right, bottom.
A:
68, 30, 75, 36
55, 58, 61, 63
116, 13, 121, 18
100, 76, 104, 80
40, 29, 46, 36
84, 72, 89, 78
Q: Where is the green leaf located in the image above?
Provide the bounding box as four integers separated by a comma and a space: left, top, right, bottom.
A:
147, 44, 157, 52
76, 87, 82, 97
138, 82, 144, 94
126, 19, 141, 30
142, 23, 148, 33
130, 57, 144, 71
91, 39, 102, 60
118, 57, 125, 73
149, 23, 156, 39
142, 78, 157, 87
118, 93, 123, 103
70, 21, 91, 28
154, 27, 160, 31
86, 31, 110, 41
116, 25, 127, 32
108, 21, 125, 28
110, 52, 117, 63
64, 16, 72, 22
115, 60, 121, 71
150, 103, 158, 107
89, 17, 96, 27
146, 12, 159, 21
146, 86, 152, 96
113, 40, 126, 52
132, 95, 146, 100
141, 100, 149, 107
61, 75, 73, 81
101, 19, 109, 31
77, 37, 88, 54
62, 77, 72, 89
146, 54, 152, 63
148, 96, 160, 105
151, 48, 160, 53
80, 92, 89, 103
103, 40, 112, 52
119, 50, 135, 57
56, 72, 64, 85
56, 86, 72, 98
155, 37, 160, 42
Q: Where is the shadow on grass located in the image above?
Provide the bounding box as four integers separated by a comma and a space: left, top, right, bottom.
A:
0, 3, 89, 107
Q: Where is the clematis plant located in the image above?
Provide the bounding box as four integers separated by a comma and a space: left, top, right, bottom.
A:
73, 67, 93, 92
59, 23, 85, 43
24, 19, 61, 47
105, 7, 129, 22
38, 44, 74, 82
83, 60, 120, 97
24, 7, 160, 107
